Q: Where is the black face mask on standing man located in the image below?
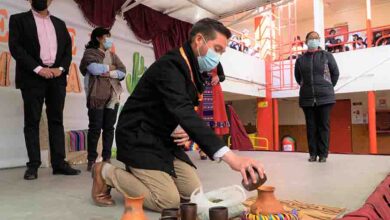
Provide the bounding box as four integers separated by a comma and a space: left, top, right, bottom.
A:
32, 0, 48, 12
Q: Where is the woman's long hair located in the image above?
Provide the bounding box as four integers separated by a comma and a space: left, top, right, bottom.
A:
85, 27, 111, 49
305, 31, 318, 41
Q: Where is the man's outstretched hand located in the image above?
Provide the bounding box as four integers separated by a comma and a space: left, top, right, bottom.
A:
222, 151, 265, 185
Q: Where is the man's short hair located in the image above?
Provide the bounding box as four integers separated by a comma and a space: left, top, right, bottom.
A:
189, 18, 232, 42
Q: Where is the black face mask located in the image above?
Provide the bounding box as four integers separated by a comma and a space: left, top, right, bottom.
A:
32, 0, 48, 12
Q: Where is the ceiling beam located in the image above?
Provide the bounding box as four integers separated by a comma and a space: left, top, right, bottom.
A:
225, 8, 258, 27
225, 0, 294, 27
163, 4, 193, 15
218, 0, 281, 20
121, 0, 134, 11
122, 0, 145, 13
184, 0, 219, 17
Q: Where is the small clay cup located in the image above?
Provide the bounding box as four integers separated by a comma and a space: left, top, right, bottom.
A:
209, 206, 228, 220
180, 203, 197, 220
161, 208, 180, 218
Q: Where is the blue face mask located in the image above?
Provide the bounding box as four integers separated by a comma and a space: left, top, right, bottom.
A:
103, 38, 113, 50
307, 39, 320, 50
197, 36, 221, 72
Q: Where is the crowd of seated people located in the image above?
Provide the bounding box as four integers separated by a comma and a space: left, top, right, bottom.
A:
228, 29, 261, 57
325, 28, 390, 53
228, 27, 390, 59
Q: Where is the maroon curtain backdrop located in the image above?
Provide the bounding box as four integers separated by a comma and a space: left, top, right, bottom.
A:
74, 0, 126, 29
228, 105, 254, 151
123, 4, 193, 59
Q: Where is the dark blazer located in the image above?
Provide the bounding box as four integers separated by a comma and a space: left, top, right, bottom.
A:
216, 62, 225, 82
8, 10, 72, 89
202, 62, 225, 82
116, 42, 225, 177
294, 50, 340, 107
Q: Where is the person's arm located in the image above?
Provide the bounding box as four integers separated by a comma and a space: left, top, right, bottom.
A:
294, 59, 302, 85
112, 53, 127, 81
8, 15, 40, 73
59, 21, 72, 74
109, 70, 126, 80
153, 61, 265, 184
327, 53, 339, 86
152, 61, 224, 158
87, 63, 109, 76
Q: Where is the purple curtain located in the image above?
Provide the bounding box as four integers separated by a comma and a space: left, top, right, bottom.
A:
74, 0, 126, 29
228, 105, 254, 151
123, 4, 192, 59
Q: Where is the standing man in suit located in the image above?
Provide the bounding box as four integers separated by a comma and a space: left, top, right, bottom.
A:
9, 0, 81, 180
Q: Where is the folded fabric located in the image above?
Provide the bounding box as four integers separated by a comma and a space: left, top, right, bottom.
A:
67, 130, 88, 152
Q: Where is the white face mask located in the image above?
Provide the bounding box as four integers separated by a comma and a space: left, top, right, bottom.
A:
103, 38, 113, 50
307, 39, 320, 50
197, 35, 221, 72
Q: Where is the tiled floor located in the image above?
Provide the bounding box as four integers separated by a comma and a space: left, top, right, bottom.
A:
0, 151, 389, 220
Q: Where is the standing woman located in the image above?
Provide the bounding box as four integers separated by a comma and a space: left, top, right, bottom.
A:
80, 27, 126, 171
294, 31, 339, 163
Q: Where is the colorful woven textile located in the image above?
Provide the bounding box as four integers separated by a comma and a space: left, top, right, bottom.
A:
184, 141, 200, 151
198, 68, 230, 135
66, 130, 88, 152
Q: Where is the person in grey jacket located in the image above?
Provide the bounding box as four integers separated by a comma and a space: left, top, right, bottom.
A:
294, 31, 340, 163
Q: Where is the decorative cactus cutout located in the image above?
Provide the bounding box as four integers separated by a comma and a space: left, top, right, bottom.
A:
126, 52, 147, 94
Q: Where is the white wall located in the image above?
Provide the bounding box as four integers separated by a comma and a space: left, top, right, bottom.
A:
220, 48, 266, 97
0, 0, 155, 168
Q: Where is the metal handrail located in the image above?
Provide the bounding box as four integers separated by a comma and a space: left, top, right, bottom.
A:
227, 135, 269, 150
250, 136, 269, 150
375, 35, 390, 46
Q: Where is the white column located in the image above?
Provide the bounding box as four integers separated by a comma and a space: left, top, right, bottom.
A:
366, 0, 372, 20
313, 0, 325, 48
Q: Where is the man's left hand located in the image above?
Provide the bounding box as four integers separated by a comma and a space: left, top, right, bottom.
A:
211, 75, 220, 86
222, 151, 265, 185
171, 128, 190, 146
50, 68, 62, 77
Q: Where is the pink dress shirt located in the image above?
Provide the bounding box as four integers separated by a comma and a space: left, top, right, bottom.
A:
31, 10, 58, 74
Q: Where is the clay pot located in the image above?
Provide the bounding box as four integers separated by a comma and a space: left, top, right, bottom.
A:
161, 208, 180, 218
242, 170, 267, 191
180, 203, 197, 220
121, 196, 147, 220
250, 186, 285, 215
209, 206, 228, 220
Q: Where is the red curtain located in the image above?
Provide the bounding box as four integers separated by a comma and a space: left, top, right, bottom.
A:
74, 1, 192, 59
74, 0, 126, 29
228, 105, 254, 151
123, 4, 192, 59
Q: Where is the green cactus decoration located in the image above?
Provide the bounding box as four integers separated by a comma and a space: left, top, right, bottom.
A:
126, 52, 147, 94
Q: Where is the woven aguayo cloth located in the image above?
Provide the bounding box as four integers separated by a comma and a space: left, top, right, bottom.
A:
242, 197, 346, 220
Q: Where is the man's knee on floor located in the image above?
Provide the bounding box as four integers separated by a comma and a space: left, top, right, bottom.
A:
179, 180, 201, 200
152, 190, 180, 211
